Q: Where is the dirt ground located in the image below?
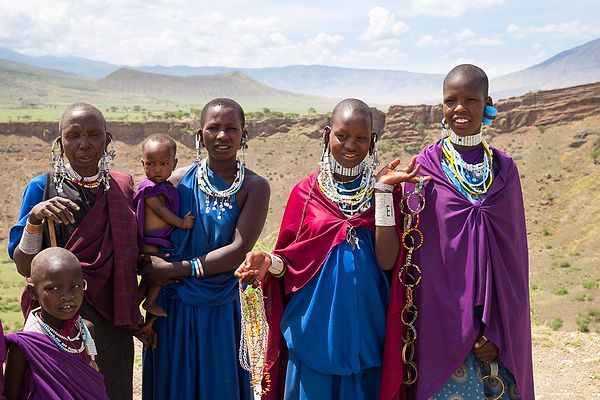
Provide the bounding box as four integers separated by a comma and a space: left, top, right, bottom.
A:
131, 325, 600, 399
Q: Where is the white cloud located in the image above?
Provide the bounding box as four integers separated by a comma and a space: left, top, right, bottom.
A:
359, 7, 410, 41
411, 0, 505, 18
507, 21, 600, 38
307, 33, 344, 47
417, 29, 502, 47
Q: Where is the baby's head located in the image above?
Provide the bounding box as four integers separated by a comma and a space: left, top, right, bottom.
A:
442, 64, 493, 137
141, 133, 178, 183
28, 248, 85, 324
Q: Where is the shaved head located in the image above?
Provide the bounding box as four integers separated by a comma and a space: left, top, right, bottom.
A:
30, 248, 82, 285
200, 98, 245, 128
59, 103, 107, 134
444, 64, 489, 97
332, 98, 373, 130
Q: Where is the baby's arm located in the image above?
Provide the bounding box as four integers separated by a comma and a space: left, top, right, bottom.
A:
4, 344, 28, 400
145, 195, 195, 229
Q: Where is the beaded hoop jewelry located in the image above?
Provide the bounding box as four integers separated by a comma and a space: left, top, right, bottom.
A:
399, 176, 426, 385
238, 282, 270, 396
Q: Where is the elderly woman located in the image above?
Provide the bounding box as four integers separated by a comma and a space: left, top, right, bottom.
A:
8, 103, 140, 400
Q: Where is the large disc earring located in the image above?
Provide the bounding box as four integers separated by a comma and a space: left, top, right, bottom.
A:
51, 137, 66, 193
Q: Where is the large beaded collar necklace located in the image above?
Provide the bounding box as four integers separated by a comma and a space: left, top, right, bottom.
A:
65, 164, 102, 189
196, 157, 245, 219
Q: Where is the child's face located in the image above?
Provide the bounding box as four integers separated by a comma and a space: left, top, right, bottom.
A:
443, 76, 487, 137
328, 110, 372, 168
200, 106, 245, 161
31, 263, 85, 326
61, 108, 109, 173
141, 141, 177, 183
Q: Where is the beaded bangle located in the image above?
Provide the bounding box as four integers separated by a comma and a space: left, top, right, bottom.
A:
375, 192, 395, 226
374, 182, 394, 193
190, 260, 196, 277
18, 228, 43, 255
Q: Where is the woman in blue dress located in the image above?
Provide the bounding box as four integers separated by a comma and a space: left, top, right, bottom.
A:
236, 99, 426, 400
141, 98, 270, 399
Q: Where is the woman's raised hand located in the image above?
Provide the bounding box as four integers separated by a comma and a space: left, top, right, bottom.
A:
375, 156, 431, 187
235, 250, 272, 284
28, 196, 80, 225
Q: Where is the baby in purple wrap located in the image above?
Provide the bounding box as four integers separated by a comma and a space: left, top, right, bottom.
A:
135, 133, 194, 317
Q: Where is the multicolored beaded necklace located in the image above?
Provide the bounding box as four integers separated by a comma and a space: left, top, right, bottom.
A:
196, 157, 245, 219
238, 282, 270, 396
441, 138, 494, 196
64, 164, 103, 189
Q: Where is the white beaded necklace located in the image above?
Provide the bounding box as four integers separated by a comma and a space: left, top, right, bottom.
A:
196, 158, 245, 219
440, 118, 483, 147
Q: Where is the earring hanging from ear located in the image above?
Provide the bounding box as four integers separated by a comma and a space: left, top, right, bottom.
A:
369, 132, 379, 172
482, 105, 497, 126
440, 118, 451, 138
319, 128, 331, 171
51, 137, 66, 193
241, 134, 248, 166
82, 279, 88, 291
195, 132, 203, 163
100, 137, 115, 192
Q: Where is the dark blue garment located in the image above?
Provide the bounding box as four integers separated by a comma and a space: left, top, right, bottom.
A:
142, 164, 252, 400
281, 226, 389, 399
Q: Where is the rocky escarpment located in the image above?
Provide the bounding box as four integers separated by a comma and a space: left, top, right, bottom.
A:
1, 82, 598, 148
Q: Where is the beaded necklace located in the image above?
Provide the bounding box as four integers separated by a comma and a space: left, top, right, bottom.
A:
33, 311, 99, 370
238, 283, 270, 396
196, 157, 245, 219
317, 158, 374, 218
441, 138, 494, 196
64, 164, 103, 189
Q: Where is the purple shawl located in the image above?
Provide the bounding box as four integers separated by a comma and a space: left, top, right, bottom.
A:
0, 321, 5, 400
134, 178, 180, 249
5, 331, 109, 400
383, 141, 534, 400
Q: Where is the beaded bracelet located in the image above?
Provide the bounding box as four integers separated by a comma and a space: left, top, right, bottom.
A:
374, 182, 394, 192
19, 228, 43, 255
189, 257, 205, 278
268, 254, 286, 278
375, 192, 395, 226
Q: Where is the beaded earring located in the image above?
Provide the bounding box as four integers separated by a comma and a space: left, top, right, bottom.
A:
99, 136, 115, 192
483, 105, 497, 126
195, 131, 203, 163
369, 132, 379, 171
440, 118, 451, 138
241, 133, 248, 166
51, 137, 66, 193
319, 128, 331, 171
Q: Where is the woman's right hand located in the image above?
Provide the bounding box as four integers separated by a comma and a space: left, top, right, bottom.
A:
28, 196, 80, 225
235, 251, 272, 284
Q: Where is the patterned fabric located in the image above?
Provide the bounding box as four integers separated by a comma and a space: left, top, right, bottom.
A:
431, 353, 520, 400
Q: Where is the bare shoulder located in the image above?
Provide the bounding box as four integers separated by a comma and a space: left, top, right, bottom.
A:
244, 169, 270, 193
169, 165, 193, 187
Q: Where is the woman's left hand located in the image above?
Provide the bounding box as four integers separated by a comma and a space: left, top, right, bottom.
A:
375, 156, 431, 187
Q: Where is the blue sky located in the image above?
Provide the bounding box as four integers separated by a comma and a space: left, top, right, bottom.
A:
0, 0, 598, 77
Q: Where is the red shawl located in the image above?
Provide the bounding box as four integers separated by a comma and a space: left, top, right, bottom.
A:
262, 171, 405, 400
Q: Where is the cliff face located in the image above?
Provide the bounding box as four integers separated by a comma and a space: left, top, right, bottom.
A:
1, 82, 598, 146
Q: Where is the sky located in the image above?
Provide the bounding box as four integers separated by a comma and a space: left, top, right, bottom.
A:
0, 0, 598, 77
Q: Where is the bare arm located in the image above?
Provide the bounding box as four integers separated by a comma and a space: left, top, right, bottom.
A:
4, 344, 28, 400
374, 157, 428, 270
141, 173, 271, 282
145, 195, 195, 229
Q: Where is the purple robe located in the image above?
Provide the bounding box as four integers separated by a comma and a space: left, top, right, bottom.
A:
0, 321, 5, 400
134, 179, 180, 249
5, 331, 109, 400
382, 140, 534, 400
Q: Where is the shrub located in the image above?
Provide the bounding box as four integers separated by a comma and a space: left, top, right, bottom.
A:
548, 318, 563, 331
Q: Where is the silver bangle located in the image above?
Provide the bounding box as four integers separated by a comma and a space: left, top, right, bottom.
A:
268, 253, 285, 276
375, 192, 395, 226
374, 182, 394, 192
18, 229, 43, 255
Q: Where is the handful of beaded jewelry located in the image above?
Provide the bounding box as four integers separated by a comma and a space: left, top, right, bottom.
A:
399, 177, 426, 385
239, 281, 270, 396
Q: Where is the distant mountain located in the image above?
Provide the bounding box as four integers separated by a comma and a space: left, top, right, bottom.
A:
492, 37, 600, 99
135, 65, 444, 105
100, 68, 338, 111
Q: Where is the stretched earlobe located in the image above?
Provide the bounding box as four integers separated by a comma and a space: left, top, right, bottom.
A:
83, 279, 88, 291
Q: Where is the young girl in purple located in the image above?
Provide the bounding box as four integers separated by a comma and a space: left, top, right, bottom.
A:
134, 134, 194, 317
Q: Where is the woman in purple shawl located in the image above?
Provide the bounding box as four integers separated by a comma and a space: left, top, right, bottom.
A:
382, 65, 534, 400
